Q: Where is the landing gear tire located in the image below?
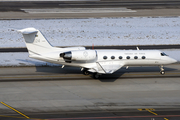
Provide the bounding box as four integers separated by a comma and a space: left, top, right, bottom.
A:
160, 70, 165, 75
93, 73, 100, 79
159, 65, 165, 75
83, 70, 90, 75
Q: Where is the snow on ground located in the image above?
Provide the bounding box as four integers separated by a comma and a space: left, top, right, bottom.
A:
0, 49, 179, 67
0, 17, 180, 48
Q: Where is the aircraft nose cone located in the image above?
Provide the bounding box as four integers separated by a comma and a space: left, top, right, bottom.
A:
171, 58, 177, 63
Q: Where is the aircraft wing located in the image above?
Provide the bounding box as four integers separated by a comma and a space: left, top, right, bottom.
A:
96, 61, 124, 74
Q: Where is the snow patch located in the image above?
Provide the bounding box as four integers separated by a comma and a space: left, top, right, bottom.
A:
0, 17, 180, 48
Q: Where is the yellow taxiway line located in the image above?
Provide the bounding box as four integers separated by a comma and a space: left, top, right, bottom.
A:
0, 102, 29, 119
138, 108, 169, 120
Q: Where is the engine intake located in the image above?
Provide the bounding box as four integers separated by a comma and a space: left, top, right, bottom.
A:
60, 51, 72, 60
60, 50, 97, 63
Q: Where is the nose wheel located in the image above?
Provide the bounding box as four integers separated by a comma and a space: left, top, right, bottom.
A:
159, 65, 165, 75
160, 70, 165, 75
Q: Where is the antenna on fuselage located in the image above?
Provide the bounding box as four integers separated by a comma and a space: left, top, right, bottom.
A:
92, 44, 94, 49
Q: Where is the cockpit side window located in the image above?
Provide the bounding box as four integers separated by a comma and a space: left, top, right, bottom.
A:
161, 52, 168, 56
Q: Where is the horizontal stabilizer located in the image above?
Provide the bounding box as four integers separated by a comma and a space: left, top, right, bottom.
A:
18, 28, 38, 34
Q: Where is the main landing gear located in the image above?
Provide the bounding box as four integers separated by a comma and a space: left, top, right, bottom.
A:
82, 68, 101, 79
159, 65, 165, 75
93, 73, 101, 79
82, 68, 90, 75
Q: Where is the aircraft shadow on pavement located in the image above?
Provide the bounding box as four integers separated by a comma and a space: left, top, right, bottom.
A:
16, 59, 177, 82
95, 66, 177, 82
17, 59, 82, 74
35, 66, 83, 74
16, 59, 56, 67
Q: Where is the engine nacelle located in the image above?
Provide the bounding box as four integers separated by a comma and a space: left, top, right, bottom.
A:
60, 50, 97, 63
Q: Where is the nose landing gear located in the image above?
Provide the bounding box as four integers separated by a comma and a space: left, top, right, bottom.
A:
159, 65, 165, 75
160, 70, 165, 75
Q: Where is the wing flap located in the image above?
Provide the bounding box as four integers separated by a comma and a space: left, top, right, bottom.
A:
96, 61, 124, 74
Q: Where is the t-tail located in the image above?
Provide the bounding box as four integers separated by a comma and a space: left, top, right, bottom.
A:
18, 27, 86, 57
18, 27, 56, 55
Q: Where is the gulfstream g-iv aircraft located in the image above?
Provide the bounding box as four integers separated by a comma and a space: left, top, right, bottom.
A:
18, 28, 177, 79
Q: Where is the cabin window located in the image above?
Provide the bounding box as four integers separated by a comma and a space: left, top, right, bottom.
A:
142, 56, 146, 59
103, 56, 107, 60
134, 56, 138, 59
161, 52, 168, 56
119, 56, 123, 59
111, 56, 115, 59
126, 56, 130, 59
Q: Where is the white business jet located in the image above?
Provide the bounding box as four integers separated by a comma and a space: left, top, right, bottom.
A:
18, 28, 177, 79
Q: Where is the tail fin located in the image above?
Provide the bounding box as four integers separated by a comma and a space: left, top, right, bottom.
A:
18, 27, 53, 55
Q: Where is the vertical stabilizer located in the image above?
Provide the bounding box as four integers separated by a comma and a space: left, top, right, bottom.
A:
18, 27, 53, 55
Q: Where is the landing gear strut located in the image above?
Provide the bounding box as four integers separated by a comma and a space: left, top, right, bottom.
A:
159, 65, 165, 75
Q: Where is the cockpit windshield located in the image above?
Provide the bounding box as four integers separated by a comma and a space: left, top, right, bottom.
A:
161, 52, 168, 56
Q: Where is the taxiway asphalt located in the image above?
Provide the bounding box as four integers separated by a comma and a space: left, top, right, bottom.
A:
1, 0, 180, 19
0, 64, 180, 119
